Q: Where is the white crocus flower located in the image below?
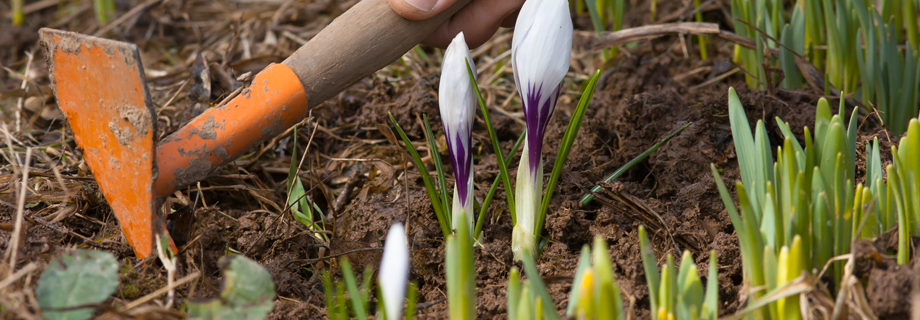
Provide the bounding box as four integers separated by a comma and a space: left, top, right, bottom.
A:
378, 223, 409, 319
510, 0, 573, 260
439, 32, 477, 232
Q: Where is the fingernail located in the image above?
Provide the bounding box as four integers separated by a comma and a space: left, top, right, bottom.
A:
405, 0, 438, 12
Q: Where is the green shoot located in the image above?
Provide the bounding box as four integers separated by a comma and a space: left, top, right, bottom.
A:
693, 0, 709, 59
12, 0, 23, 26
323, 258, 373, 320
638, 226, 718, 320
466, 60, 516, 224
388, 113, 451, 238
287, 125, 328, 242
475, 132, 525, 240
446, 210, 475, 319
580, 122, 691, 206
565, 237, 624, 320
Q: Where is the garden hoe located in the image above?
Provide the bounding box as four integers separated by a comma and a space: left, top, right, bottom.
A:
39, 0, 471, 259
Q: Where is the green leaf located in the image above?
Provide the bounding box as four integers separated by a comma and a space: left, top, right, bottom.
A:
446, 211, 475, 320
728, 88, 764, 214
406, 282, 418, 320
422, 115, 451, 224
389, 113, 450, 238
638, 226, 660, 320
339, 259, 367, 320
36, 250, 119, 320
507, 268, 521, 320
566, 245, 592, 317
521, 251, 560, 320
466, 61, 516, 224
476, 131, 525, 240
188, 255, 276, 320
702, 251, 719, 320
581, 122, 691, 205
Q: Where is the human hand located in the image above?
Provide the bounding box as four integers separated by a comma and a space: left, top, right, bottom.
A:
388, 0, 525, 49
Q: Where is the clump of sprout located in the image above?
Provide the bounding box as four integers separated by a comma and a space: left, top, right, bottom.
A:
729, 0, 920, 134
564, 237, 626, 320
711, 87, 920, 318
638, 226, 719, 320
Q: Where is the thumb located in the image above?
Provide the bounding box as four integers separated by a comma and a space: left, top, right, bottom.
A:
389, 0, 459, 20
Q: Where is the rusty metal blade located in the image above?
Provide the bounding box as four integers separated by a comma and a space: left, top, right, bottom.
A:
40, 28, 170, 258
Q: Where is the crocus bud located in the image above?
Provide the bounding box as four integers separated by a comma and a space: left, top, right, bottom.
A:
510, 0, 573, 260
439, 32, 477, 232
378, 223, 409, 319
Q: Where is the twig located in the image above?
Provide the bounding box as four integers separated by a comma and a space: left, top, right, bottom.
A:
122, 271, 201, 310
689, 68, 740, 91
15, 51, 33, 133
285, 247, 382, 267
6, 147, 32, 272
592, 22, 722, 49
154, 234, 177, 309
0, 262, 38, 290
592, 22, 829, 94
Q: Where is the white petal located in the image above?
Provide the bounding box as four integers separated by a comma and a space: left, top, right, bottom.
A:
511, 0, 573, 113
440, 32, 478, 226
439, 32, 477, 156
378, 223, 409, 319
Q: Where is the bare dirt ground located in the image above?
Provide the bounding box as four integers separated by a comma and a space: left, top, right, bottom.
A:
0, 0, 911, 319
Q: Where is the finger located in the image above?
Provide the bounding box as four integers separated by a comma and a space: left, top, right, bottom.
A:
500, 9, 520, 28
420, 0, 525, 48
388, 0, 459, 20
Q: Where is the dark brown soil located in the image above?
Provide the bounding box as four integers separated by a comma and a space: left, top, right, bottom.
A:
1, 0, 914, 319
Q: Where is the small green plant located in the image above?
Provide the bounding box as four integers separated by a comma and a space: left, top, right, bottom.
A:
854, 7, 920, 135
585, 0, 625, 60
93, 0, 116, 23
36, 250, 120, 320
11, 0, 24, 26
323, 259, 374, 320
729, 0, 920, 134
638, 226, 718, 320
325, 223, 415, 320
287, 124, 328, 243
507, 251, 560, 320
188, 255, 276, 320
565, 237, 625, 320
711, 87, 919, 317
693, 0, 709, 59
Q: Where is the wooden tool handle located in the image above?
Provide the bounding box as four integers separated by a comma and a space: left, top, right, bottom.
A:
282, 0, 471, 107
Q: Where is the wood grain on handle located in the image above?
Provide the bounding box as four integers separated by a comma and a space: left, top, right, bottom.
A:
282, 0, 472, 108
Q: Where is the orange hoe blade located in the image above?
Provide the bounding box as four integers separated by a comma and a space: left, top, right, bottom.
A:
40, 29, 169, 258
39, 0, 472, 259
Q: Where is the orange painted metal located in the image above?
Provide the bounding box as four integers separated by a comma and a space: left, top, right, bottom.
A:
40, 29, 171, 258
41, 29, 308, 259
154, 63, 309, 197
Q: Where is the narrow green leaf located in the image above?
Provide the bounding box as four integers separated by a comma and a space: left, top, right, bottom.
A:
466, 61, 516, 223
389, 113, 450, 238
422, 115, 451, 224
566, 245, 592, 317
476, 132, 525, 240
581, 122, 691, 205
639, 226, 661, 320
